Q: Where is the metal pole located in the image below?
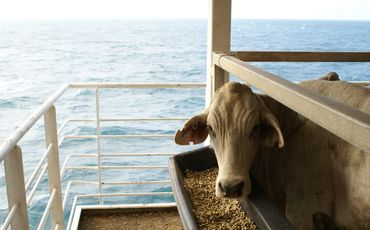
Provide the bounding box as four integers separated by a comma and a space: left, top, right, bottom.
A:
4, 146, 29, 230
206, 0, 231, 106
44, 105, 64, 229
95, 88, 103, 204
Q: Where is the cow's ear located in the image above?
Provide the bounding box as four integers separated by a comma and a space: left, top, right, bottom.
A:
253, 113, 284, 148
174, 112, 208, 145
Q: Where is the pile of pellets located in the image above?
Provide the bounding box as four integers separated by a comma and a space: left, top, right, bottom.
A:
184, 168, 256, 230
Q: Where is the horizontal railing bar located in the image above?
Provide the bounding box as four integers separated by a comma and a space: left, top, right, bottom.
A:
214, 52, 370, 152
27, 164, 48, 204
64, 118, 188, 122
65, 153, 176, 158
101, 153, 176, 157
100, 117, 188, 122
233, 51, 370, 62
102, 180, 171, 185
102, 165, 168, 170
0, 84, 68, 163
62, 180, 99, 208
63, 134, 174, 139
1, 204, 18, 230
65, 165, 168, 170
67, 82, 206, 89
76, 192, 173, 198
79, 203, 177, 210
37, 188, 57, 230
25, 144, 53, 191
63, 135, 96, 139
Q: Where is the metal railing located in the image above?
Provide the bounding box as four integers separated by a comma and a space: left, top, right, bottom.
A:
1, 67, 369, 230
0, 82, 206, 230
211, 51, 370, 153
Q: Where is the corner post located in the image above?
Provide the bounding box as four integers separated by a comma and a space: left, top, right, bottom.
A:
44, 105, 64, 229
4, 146, 29, 230
206, 0, 232, 106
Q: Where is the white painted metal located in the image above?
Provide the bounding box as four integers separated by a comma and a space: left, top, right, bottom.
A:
102, 180, 171, 185
62, 180, 99, 208
4, 146, 28, 230
37, 188, 57, 230
65, 153, 175, 157
57, 120, 69, 136
64, 165, 168, 170
44, 106, 64, 229
63, 134, 174, 139
95, 88, 103, 205
0, 204, 18, 230
2, 78, 369, 230
25, 144, 53, 191
0, 85, 68, 163
27, 165, 48, 204
66, 196, 79, 230
68, 82, 206, 88
60, 155, 71, 178
4, 146, 29, 230
206, 0, 231, 106
76, 192, 173, 198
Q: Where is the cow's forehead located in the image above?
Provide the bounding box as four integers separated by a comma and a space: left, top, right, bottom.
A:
208, 87, 260, 127
210, 84, 258, 111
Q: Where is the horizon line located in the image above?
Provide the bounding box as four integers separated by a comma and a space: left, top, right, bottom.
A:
1, 17, 370, 22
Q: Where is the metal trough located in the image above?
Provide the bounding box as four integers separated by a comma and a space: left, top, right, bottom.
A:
169, 146, 294, 230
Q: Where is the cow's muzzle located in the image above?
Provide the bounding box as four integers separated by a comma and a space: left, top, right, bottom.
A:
218, 180, 244, 198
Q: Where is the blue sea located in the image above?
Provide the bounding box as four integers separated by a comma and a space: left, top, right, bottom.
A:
0, 19, 369, 229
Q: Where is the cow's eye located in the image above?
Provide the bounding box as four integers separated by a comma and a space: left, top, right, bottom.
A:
207, 125, 216, 137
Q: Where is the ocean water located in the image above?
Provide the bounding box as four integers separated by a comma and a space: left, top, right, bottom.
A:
0, 19, 369, 229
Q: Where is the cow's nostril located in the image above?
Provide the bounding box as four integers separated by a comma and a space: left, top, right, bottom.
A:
219, 181, 244, 197
218, 182, 225, 193
233, 182, 244, 195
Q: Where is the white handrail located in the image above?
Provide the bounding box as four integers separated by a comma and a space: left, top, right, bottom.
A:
0, 85, 68, 163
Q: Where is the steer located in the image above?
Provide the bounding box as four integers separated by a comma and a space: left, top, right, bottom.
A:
174, 74, 370, 229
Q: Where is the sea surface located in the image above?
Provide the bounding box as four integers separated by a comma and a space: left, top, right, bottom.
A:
0, 19, 369, 229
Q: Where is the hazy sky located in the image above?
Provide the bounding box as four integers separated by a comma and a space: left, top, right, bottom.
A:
0, 0, 369, 20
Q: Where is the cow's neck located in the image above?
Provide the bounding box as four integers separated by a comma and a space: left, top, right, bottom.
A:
258, 95, 307, 140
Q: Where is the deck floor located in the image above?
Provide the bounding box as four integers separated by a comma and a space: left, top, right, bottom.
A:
78, 209, 183, 230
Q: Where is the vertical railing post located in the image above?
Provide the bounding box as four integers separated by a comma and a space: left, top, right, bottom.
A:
4, 146, 29, 230
44, 105, 64, 229
95, 88, 103, 204
206, 0, 231, 106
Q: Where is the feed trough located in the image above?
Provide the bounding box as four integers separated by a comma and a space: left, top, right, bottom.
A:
169, 146, 294, 230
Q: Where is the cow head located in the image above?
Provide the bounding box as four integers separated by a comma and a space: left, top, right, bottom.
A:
175, 82, 284, 198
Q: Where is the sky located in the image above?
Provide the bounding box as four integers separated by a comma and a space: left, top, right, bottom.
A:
0, 0, 369, 21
